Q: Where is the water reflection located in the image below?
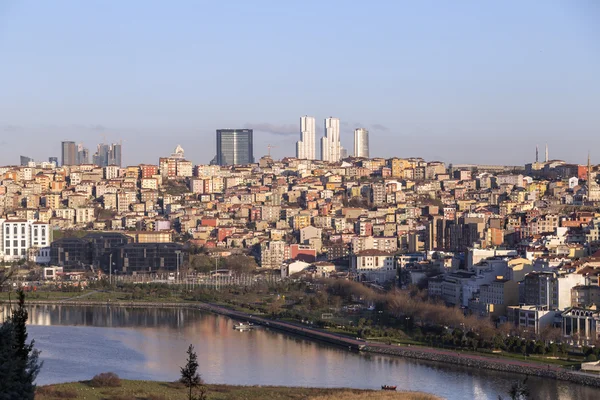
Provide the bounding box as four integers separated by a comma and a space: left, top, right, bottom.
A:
2, 305, 596, 400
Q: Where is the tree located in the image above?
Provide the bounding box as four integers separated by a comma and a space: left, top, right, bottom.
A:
180, 344, 205, 400
0, 290, 43, 400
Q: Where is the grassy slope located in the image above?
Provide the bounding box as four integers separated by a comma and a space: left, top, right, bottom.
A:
36, 381, 438, 400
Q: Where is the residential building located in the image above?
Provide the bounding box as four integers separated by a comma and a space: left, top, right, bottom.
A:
296, 116, 316, 160
321, 117, 341, 162
0, 219, 51, 262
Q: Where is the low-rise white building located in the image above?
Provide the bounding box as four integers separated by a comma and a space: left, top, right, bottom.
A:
351, 249, 396, 283
0, 219, 51, 262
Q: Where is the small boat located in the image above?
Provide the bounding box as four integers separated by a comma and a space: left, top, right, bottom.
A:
233, 322, 254, 331
381, 385, 397, 391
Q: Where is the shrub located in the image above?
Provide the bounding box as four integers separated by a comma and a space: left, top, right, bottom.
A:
90, 372, 122, 387
586, 354, 597, 362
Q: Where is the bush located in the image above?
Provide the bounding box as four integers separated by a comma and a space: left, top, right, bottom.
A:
586, 354, 597, 362
90, 372, 121, 387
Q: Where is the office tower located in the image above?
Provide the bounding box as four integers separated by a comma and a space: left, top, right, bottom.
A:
92, 143, 121, 167
76, 143, 90, 165
20, 156, 33, 166
296, 116, 316, 160
216, 129, 254, 166
545, 144, 549, 162
110, 143, 122, 167
320, 117, 341, 162
48, 157, 58, 166
354, 128, 369, 158
61, 141, 77, 166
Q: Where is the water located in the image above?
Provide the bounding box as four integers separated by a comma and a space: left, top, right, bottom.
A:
3, 304, 597, 400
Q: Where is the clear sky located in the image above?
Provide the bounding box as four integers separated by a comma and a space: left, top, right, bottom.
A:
1, 0, 599, 166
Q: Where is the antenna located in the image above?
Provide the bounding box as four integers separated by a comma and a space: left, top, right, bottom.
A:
267, 144, 277, 157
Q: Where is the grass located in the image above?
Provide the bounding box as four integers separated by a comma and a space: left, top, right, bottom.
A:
36, 381, 439, 400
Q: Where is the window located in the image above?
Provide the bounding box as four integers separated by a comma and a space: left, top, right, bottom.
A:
13, 240, 18, 247
375, 257, 379, 267
21, 240, 26, 247
5, 226, 8, 234
13, 226, 17, 234
21, 226, 25, 235
21, 249, 26, 256
5, 241, 9, 248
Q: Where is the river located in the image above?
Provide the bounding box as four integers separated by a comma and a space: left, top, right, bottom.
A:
2, 304, 597, 400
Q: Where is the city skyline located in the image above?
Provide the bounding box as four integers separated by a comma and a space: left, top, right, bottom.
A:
1, 2, 598, 166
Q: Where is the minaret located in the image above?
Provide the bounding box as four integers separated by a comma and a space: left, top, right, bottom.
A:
545, 144, 549, 162
535, 145, 539, 163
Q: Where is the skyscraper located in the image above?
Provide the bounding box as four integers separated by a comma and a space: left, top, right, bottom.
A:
92, 143, 122, 167
76, 143, 90, 165
296, 116, 316, 160
354, 128, 369, 158
216, 129, 254, 166
320, 117, 341, 162
48, 157, 58, 166
20, 156, 33, 166
61, 141, 77, 166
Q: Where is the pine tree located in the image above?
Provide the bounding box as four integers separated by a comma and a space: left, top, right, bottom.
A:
180, 344, 205, 400
0, 290, 42, 400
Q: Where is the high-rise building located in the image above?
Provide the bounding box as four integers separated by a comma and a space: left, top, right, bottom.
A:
354, 128, 369, 158
76, 143, 90, 165
61, 141, 77, 166
296, 116, 316, 160
20, 156, 33, 166
320, 117, 341, 162
93, 143, 122, 167
216, 129, 254, 166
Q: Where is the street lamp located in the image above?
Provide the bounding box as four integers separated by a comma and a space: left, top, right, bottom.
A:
175, 250, 181, 285
109, 253, 112, 286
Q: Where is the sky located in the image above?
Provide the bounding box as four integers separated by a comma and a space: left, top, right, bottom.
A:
1, 0, 599, 166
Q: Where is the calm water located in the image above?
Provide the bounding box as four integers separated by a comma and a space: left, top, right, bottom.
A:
2, 304, 597, 400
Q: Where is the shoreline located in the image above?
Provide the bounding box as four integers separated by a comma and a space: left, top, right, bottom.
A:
8, 299, 600, 388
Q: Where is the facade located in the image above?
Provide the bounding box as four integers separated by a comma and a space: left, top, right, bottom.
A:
61, 141, 77, 166
260, 240, 289, 269
521, 272, 585, 310
111, 242, 185, 274
296, 116, 316, 160
507, 305, 555, 334
0, 219, 51, 262
351, 249, 396, 282
216, 129, 254, 166
562, 307, 600, 345
354, 128, 369, 158
321, 117, 341, 162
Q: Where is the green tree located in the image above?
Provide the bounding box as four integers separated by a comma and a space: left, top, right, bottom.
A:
0, 290, 43, 399
180, 344, 206, 400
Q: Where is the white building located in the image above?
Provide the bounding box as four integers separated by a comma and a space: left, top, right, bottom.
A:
321, 117, 341, 162
0, 219, 51, 262
296, 116, 316, 160
353, 128, 369, 158
351, 250, 396, 282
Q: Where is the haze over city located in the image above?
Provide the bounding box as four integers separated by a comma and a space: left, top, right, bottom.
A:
1, 1, 599, 164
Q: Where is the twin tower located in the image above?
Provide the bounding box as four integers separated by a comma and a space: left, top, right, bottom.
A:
296, 116, 369, 162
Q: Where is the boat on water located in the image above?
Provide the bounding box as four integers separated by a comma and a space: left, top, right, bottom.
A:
233, 322, 255, 330
381, 385, 397, 391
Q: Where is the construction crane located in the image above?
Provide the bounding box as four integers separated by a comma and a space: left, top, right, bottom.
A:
267, 144, 277, 157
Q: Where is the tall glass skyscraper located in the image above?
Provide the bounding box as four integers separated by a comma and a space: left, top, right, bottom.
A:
61, 141, 77, 166
216, 129, 254, 166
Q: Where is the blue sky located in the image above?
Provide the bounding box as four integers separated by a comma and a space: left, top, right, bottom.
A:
1, 0, 599, 166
